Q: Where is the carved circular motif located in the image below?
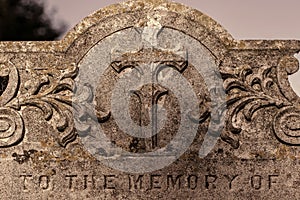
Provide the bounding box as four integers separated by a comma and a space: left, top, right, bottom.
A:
0, 108, 24, 147
273, 106, 300, 145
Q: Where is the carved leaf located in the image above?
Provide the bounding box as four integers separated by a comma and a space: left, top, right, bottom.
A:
15, 63, 79, 147
221, 62, 298, 148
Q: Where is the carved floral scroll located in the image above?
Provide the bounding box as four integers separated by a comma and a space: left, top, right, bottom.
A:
220, 56, 300, 148
0, 62, 78, 147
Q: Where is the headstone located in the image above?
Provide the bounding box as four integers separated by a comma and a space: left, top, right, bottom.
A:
0, 0, 299, 199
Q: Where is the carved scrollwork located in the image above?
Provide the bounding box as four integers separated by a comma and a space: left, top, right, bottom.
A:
273, 56, 300, 145
0, 63, 19, 106
273, 106, 300, 145
0, 62, 24, 147
0, 61, 79, 148
0, 108, 24, 147
221, 56, 300, 148
19, 64, 78, 147
72, 82, 110, 136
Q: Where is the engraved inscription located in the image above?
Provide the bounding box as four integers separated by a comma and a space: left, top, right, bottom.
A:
18, 173, 282, 192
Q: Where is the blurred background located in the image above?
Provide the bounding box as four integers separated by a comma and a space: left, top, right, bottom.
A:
0, 0, 299, 94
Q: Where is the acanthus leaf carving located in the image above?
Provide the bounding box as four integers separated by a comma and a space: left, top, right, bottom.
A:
19, 64, 78, 147
221, 56, 300, 148
0, 62, 79, 148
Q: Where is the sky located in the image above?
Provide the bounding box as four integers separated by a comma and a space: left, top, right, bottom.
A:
45, 0, 300, 95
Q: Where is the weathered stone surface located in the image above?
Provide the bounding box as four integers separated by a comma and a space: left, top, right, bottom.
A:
0, 0, 300, 199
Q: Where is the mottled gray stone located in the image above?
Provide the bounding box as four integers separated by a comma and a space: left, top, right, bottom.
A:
0, 0, 300, 199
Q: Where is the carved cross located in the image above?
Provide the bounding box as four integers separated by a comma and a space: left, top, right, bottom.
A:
131, 84, 168, 151
110, 49, 188, 152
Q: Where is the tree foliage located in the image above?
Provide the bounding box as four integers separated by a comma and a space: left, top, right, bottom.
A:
0, 0, 66, 41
